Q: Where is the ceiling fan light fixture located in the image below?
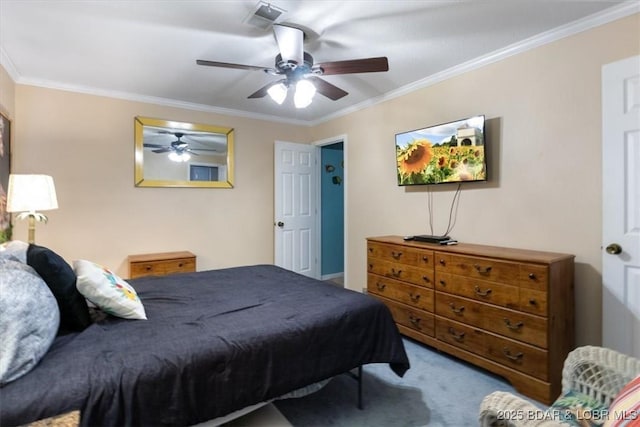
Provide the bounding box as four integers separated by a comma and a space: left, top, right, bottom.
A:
294, 79, 316, 109
267, 82, 288, 105
168, 151, 191, 162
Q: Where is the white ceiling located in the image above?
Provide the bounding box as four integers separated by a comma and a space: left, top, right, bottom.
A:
0, 1, 637, 125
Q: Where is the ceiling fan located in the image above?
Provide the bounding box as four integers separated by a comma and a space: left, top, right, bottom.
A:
143, 131, 218, 162
196, 24, 389, 108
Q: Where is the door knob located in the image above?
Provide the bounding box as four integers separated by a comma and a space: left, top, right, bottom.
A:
276, 221, 284, 228
605, 243, 622, 255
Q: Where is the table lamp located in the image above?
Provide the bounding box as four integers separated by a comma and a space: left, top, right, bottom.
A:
6, 174, 58, 244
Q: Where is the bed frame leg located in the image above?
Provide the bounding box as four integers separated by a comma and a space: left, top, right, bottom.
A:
346, 365, 364, 409
357, 365, 363, 410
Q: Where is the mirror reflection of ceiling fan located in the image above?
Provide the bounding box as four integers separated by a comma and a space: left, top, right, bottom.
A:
143, 131, 219, 162
196, 24, 389, 108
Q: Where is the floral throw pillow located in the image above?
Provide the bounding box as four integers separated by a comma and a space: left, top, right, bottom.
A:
548, 390, 610, 426
73, 260, 146, 320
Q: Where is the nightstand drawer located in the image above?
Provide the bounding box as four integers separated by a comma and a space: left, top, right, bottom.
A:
128, 251, 196, 279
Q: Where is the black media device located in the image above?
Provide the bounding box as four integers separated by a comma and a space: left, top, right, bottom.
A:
413, 235, 451, 244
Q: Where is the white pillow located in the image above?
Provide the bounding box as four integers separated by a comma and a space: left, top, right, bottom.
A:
73, 260, 146, 320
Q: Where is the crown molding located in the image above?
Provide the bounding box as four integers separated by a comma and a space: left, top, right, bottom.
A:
2, 2, 638, 128
310, 2, 640, 126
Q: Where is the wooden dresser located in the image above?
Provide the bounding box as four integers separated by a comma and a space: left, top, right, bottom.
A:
366, 235, 574, 404
127, 251, 196, 279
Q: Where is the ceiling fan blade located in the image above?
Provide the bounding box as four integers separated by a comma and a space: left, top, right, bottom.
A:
307, 76, 348, 101
248, 81, 278, 99
273, 24, 303, 65
315, 57, 389, 75
144, 143, 168, 148
196, 59, 266, 72
152, 148, 172, 153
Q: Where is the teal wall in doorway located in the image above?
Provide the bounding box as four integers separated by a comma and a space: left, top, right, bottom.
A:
321, 142, 344, 276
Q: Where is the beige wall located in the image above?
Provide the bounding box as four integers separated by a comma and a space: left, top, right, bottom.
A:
310, 14, 640, 347
2, 14, 638, 347
9, 86, 310, 275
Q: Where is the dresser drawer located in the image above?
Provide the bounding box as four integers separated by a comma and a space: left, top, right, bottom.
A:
437, 292, 547, 348
435, 272, 519, 310
368, 242, 433, 268
485, 334, 549, 381
435, 292, 484, 327
519, 264, 549, 291
435, 253, 520, 283
436, 316, 484, 354
376, 296, 435, 337
482, 304, 548, 348
368, 274, 434, 312
367, 258, 434, 288
519, 288, 548, 316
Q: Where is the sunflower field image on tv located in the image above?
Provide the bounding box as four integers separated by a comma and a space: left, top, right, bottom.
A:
396, 115, 486, 185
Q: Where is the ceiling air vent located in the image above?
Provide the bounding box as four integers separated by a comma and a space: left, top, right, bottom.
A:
244, 1, 286, 29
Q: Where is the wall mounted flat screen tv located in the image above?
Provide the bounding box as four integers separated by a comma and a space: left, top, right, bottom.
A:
396, 115, 487, 185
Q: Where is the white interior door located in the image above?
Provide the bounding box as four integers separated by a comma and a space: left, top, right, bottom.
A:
602, 55, 640, 358
274, 141, 318, 278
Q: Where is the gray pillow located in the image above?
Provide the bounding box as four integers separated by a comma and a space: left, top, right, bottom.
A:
0, 259, 60, 386
0, 240, 29, 264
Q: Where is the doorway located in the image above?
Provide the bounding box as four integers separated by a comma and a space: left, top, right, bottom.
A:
320, 141, 344, 284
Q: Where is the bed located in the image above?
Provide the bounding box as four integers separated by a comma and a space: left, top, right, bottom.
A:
0, 258, 410, 427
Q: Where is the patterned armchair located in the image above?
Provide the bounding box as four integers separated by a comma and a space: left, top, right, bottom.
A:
479, 346, 640, 427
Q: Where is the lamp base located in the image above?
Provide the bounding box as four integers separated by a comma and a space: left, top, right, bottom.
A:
28, 215, 35, 244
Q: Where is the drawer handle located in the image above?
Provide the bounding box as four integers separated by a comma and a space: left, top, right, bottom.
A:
422, 276, 430, 283
368, 263, 373, 271
178, 262, 184, 267
502, 348, 524, 361
422, 256, 429, 263
439, 259, 446, 266
529, 299, 537, 306
391, 251, 403, 260
391, 268, 402, 278
448, 327, 465, 342
145, 265, 152, 271
449, 303, 465, 314
503, 318, 524, 330
368, 247, 373, 253
376, 282, 386, 291
474, 264, 493, 274
474, 285, 492, 297
528, 273, 537, 280
408, 314, 422, 329
409, 293, 420, 302
439, 280, 446, 287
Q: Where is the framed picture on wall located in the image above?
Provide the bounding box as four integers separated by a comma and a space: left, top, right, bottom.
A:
0, 112, 11, 242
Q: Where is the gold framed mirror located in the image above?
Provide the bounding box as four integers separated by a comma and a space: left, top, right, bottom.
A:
134, 116, 234, 188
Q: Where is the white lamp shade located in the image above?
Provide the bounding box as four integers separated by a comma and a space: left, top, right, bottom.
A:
267, 82, 288, 105
294, 79, 316, 108
6, 174, 59, 213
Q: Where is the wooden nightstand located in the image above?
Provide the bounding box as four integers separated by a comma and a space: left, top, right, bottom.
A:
127, 251, 196, 279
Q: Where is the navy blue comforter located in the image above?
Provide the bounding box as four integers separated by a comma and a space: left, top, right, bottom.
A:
0, 265, 409, 426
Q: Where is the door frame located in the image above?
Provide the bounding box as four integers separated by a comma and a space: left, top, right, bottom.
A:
314, 134, 348, 287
